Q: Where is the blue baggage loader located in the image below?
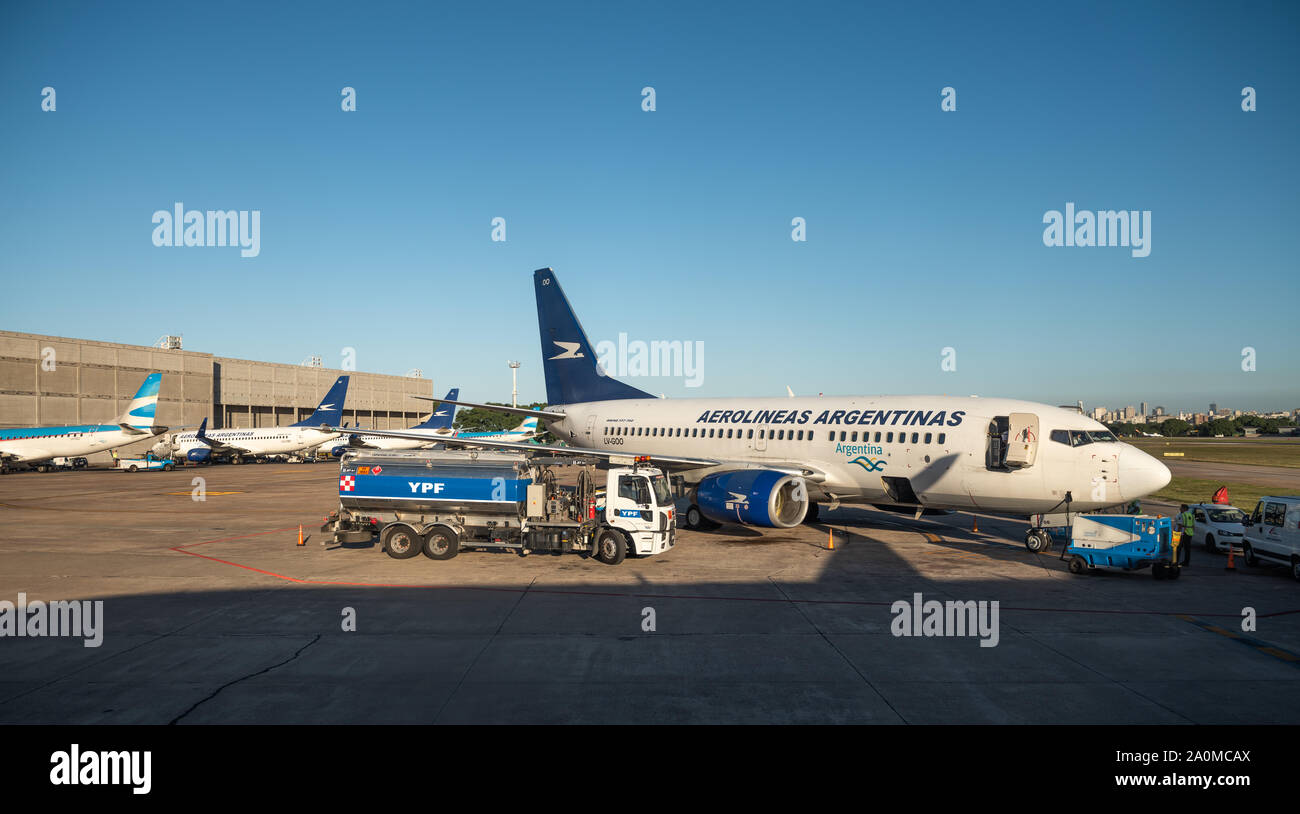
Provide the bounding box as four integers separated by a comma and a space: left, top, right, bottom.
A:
1065, 514, 1182, 579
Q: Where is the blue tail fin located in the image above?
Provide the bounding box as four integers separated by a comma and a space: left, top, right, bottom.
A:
533, 268, 652, 404
292, 375, 349, 427
121, 372, 162, 429
412, 388, 459, 429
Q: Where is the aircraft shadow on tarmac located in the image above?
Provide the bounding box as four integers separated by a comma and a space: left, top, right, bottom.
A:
1, 489, 1299, 725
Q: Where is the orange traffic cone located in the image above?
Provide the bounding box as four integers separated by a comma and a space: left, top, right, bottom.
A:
296, 525, 305, 546
828, 529, 835, 550
1225, 541, 1236, 572
972, 515, 980, 533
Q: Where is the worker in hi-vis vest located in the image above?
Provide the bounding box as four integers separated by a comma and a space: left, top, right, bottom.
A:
1177, 504, 1195, 566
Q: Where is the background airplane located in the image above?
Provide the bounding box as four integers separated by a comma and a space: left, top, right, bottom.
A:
0, 372, 165, 473
165, 376, 349, 464
321, 388, 460, 455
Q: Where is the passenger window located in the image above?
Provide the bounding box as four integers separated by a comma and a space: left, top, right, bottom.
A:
924, 433, 932, 444
937, 433, 946, 445
911, 433, 918, 444
808, 431, 814, 441
747, 429, 753, 439
1050, 430, 1070, 445
851, 432, 858, 442
839, 431, 846, 441
797, 430, 804, 441
874, 432, 881, 442
1265, 503, 1286, 526
886, 432, 893, 442
778, 430, 785, 440
727, 429, 733, 439
1194, 510, 1206, 522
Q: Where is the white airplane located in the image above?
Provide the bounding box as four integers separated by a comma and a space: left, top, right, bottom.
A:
0, 373, 166, 472
168, 376, 349, 464
326, 268, 1172, 546
322, 395, 539, 455
320, 389, 460, 455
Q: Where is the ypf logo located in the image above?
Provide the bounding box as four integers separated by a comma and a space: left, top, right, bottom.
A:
340, 475, 355, 492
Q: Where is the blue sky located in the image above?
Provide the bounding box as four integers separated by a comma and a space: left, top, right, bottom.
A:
2, 0, 1297, 414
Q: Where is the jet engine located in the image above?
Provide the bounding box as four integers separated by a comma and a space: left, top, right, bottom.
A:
695, 469, 809, 528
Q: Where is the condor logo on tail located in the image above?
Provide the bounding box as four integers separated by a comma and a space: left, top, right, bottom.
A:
549, 341, 584, 360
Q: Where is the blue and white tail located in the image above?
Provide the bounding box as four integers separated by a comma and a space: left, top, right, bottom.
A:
292, 375, 350, 428
510, 414, 540, 435
121, 373, 162, 430
533, 268, 652, 405
412, 388, 459, 430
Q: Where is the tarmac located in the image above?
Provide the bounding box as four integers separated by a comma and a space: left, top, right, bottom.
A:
1, 463, 1297, 724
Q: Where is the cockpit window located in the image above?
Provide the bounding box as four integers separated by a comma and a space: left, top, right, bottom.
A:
1050, 430, 1070, 445
1068, 430, 1093, 446
1088, 430, 1117, 442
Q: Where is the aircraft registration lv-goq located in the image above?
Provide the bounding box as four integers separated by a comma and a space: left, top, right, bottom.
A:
169, 376, 349, 464
328, 268, 1172, 546
323, 388, 461, 455
0, 372, 166, 473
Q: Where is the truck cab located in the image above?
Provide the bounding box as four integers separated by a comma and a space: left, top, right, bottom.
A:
601, 463, 675, 557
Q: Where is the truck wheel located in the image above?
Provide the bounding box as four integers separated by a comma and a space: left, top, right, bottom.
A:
594, 530, 627, 565
381, 524, 424, 560
422, 527, 460, 561
164, 462, 175, 471
1243, 543, 1259, 567
1068, 555, 1087, 575
128, 465, 138, 473
230, 456, 243, 465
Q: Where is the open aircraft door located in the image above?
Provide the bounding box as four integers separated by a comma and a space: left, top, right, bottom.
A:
1004, 413, 1039, 468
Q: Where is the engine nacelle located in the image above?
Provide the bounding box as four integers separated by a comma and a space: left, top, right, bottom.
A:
696, 469, 808, 528
186, 448, 212, 463
329, 445, 349, 458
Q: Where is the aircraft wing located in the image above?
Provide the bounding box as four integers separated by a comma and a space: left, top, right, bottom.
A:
326, 425, 717, 469
322, 425, 826, 480
194, 419, 255, 455
409, 396, 567, 421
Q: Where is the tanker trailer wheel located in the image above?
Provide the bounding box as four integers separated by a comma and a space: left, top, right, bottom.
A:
594, 529, 627, 565
422, 526, 460, 561
1067, 555, 1087, 575
381, 524, 424, 560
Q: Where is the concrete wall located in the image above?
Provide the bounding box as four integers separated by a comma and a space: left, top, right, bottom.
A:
0, 330, 433, 460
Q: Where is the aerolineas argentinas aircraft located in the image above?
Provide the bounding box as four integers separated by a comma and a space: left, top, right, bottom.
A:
169, 376, 349, 464
326, 269, 1172, 544
0, 372, 167, 472
321, 388, 460, 455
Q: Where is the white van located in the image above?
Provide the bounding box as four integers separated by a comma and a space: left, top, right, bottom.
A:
1242, 496, 1300, 581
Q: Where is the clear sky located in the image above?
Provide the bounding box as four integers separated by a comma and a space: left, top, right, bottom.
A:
2, 1, 1297, 414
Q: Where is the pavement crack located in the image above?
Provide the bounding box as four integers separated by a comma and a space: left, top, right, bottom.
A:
169, 633, 321, 724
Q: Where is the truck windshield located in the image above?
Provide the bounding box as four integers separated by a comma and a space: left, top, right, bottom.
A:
650, 474, 672, 506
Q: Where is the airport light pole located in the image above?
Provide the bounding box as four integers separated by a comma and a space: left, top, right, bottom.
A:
508, 361, 521, 408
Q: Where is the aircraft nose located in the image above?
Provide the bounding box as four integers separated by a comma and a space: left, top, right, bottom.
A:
1119, 446, 1171, 500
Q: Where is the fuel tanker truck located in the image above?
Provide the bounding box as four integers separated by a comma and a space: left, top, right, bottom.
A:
321, 449, 676, 565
